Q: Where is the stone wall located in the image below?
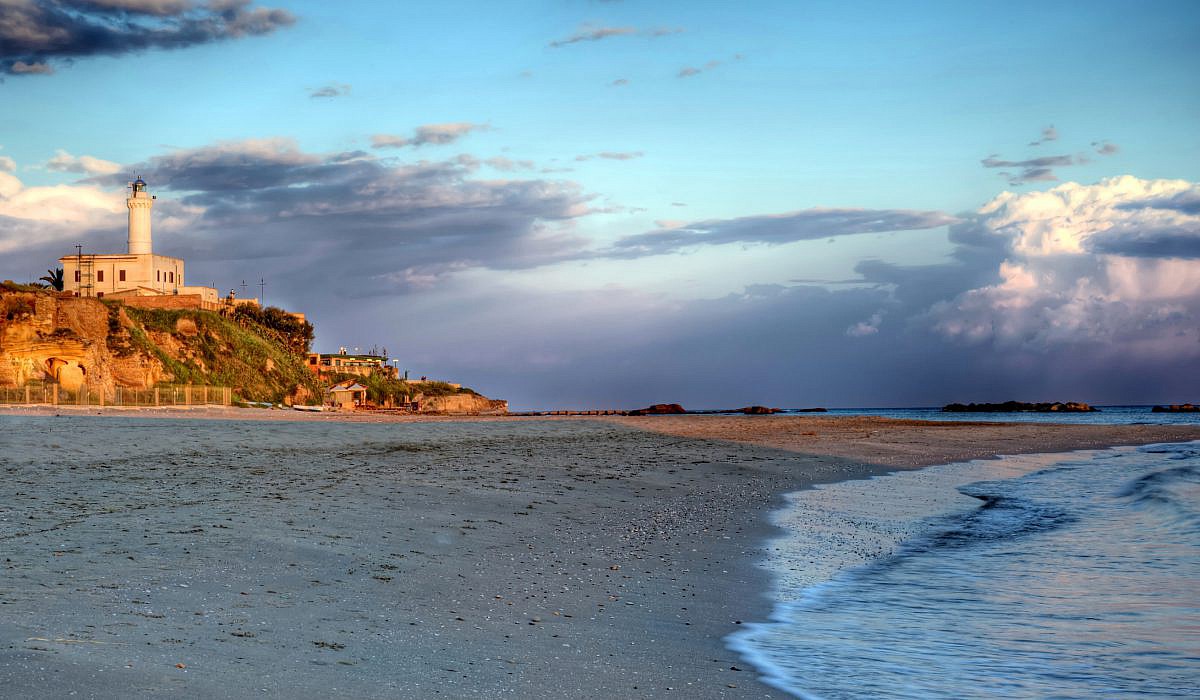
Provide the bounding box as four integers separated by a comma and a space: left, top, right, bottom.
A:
118, 295, 220, 311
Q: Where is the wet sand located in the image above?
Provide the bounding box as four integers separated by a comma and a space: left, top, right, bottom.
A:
1, 411, 1197, 698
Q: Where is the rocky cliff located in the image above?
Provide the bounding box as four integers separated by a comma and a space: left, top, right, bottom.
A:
0, 288, 321, 403
419, 393, 508, 415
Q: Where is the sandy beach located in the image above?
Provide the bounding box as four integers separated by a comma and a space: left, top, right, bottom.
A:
1, 410, 1198, 698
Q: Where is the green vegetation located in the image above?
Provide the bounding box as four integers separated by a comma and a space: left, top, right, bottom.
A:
0, 280, 48, 293
326, 371, 477, 406
39, 268, 65, 291
116, 304, 324, 404
231, 305, 314, 354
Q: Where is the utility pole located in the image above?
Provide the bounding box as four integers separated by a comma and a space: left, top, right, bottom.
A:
240, 280, 248, 298
259, 278, 266, 307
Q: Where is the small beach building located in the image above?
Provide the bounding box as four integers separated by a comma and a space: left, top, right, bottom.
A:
327, 380, 368, 409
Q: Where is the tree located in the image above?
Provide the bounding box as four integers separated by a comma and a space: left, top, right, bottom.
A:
39, 268, 64, 291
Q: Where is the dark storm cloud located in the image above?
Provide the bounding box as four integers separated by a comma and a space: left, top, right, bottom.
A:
0, 0, 295, 75
1086, 223, 1200, 259
1118, 190, 1200, 216
96, 139, 594, 299
603, 208, 958, 258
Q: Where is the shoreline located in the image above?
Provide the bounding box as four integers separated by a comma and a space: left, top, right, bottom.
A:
2, 413, 1198, 697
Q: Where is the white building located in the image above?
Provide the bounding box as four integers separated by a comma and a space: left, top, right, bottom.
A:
59, 178, 218, 303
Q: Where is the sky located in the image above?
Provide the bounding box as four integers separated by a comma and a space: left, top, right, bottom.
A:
1, 0, 1199, 409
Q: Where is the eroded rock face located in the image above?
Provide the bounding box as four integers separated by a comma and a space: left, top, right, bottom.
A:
0, 291, 165, 397
419, 394, 508, 415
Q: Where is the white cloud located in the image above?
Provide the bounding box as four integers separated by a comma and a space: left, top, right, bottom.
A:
0, 156, 15, 173
932, 176, 1200, 356
0, 170, 127, 254
45, 150, 122, 176
846, 311, 884, 337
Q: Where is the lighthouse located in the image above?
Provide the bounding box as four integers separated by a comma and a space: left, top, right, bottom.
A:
127, 177, 153, 255
58, 175, 217, 304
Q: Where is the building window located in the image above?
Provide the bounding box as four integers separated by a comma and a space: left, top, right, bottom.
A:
74, 271, 81, 283
169, 271, 174, 283
97, 270, 104, 282
119, 270, 126, 282
97, 292, 104, 298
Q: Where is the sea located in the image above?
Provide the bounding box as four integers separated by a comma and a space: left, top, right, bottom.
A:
782, 404, 1200, 426
729, 407, 1200, 699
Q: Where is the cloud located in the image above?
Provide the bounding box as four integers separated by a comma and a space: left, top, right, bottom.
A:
0, 156, 14, 173
678, 60, 720, 78
609, 78, 628, 87
78, 1, 191, 15
604, 208, 959, 258
985, 127, 1120, 185
0, 169, 128, 259
4, 155, 1197, 407
574, 151, 643, 162
72, 137, 596, 298
370, 123, 486, 149
9, 60, 54, 74
1027, 125, 1058, 146
0, 0, 295, 76
980, 154, 1075, 185
549, 25, 636, 47
1122, 189, 1200, 216
308, 82, 351, 99
846, 311, 884, 337
46, 149, 122, 175
548, 24, 681, 48
931, 176, 1200, 352
483, 156, 535, 172
677, 54, 742, 79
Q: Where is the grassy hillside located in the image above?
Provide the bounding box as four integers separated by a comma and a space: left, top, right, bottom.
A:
116, 304, 323, 404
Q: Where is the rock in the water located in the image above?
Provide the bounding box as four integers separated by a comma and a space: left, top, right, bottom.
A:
738, 406, 780, 415
942, 400, 1099, 413
1152, 403, 1198, 413
629, 403, 686, 416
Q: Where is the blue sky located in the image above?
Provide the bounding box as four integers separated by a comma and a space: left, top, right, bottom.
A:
2, 1, 1199, 408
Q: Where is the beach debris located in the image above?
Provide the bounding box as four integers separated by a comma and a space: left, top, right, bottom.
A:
313, 640, 345, 650
25, 637, 126, 646
175, 663, 186, 669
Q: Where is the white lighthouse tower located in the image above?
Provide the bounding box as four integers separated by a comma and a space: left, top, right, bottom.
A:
127, 176, 153, 255
59, 175, 217, 303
